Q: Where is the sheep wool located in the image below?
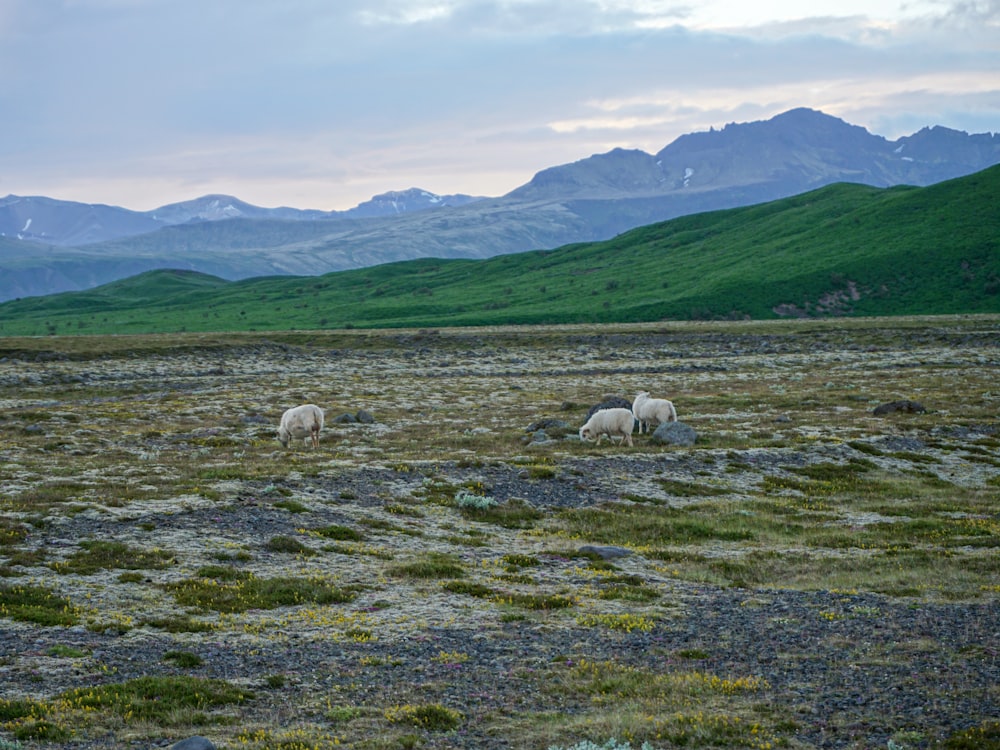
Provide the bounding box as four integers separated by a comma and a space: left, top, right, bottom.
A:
579, 407, 634, 447
278, 404, 325, 448
632, 391, 677, 434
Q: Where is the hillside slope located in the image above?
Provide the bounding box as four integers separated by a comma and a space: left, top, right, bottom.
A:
1, 109, 998, 303
1, 165, 997, 335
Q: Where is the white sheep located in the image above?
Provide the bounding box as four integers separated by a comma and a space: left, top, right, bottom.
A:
579, 407, 634, 447
632, 391, 677, 434
278, 404, 325, 449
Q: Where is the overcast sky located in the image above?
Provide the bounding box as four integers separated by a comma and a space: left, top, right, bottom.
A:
1, 0, 998, 211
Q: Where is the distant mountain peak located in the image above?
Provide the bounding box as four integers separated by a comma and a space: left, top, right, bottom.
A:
148, 194, 260, 224
347, 188, 482, 218
2, 107, 999, 303
371, 187, 440, 200
771, 106, 843, 123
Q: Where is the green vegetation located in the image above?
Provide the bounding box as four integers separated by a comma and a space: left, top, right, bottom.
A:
384, 703, 463, 731
162, 650, 204, 668
165, 574, 358, 613
60, 675, 251, 723
502, 553, 541, 569
388, 552, 466, 580
51, 540, 175, 575
272, 499, 309, 513
944, 722, 1000, 750
458, 498, 545, 528
1, 166, 997, 335
310, 524, 365, 541
442, 580, 497, 598
503, 591, 577, 610
0, 518, 28, 547
0, 676, 251, 742
263, 534, 318, 556
141, 615, 216, 633
0, 584, 80, 627
538, 659, 777, 748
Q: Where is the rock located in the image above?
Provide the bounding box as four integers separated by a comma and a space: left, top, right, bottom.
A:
579, 545, 633, 560
334, 411, 375, 424
526, 418, 569, 432
873, 400, 927, 416
172, 737, 216, 750
651, 421, 697, 446
932, 423, 999, 440
773, 415, 792, 423
873, 436, 927, 452
523, 429, 552, 446
585, 396, 632, 421
526, 419, 573, 438
525, 430, 555, 448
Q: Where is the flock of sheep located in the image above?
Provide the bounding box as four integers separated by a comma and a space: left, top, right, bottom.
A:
578, 391, 677, 447
277, 391, 676, 450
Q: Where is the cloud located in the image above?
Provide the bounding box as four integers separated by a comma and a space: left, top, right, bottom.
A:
0, 0, 996, 210
354, 0, 693, 34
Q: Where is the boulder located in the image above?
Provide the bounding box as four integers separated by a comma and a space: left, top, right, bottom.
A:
579, 545, 633, 560
873, 400, 926, 416
585, 396, 632, 421
651, 421, 697, 446
525, 418, 573, 438
872, 436, 927, 452
172, 737, 216, 750
523, 429, 552, 447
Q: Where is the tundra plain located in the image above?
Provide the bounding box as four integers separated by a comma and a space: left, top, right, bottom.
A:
1, 317, 998, 750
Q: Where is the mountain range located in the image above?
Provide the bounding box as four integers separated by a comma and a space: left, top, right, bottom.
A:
2, 164, 996, 336
1, 107, 998, 302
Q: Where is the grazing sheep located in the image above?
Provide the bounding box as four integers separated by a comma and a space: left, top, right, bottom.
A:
579, 407, 634, 447
278, 404, 325, 449
632, 391, 677, 434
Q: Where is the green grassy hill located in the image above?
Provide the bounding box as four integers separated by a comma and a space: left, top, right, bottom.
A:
1, 166, 997, 336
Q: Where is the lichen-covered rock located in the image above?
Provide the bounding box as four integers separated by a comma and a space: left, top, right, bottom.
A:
651, 421, 697, 446
579, 545, 633, 560
172, 737, 216, 750
585, 396, 632, 420
523, 429, 552, 446
873, 400, 927, 416
526, 418, 573, 438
